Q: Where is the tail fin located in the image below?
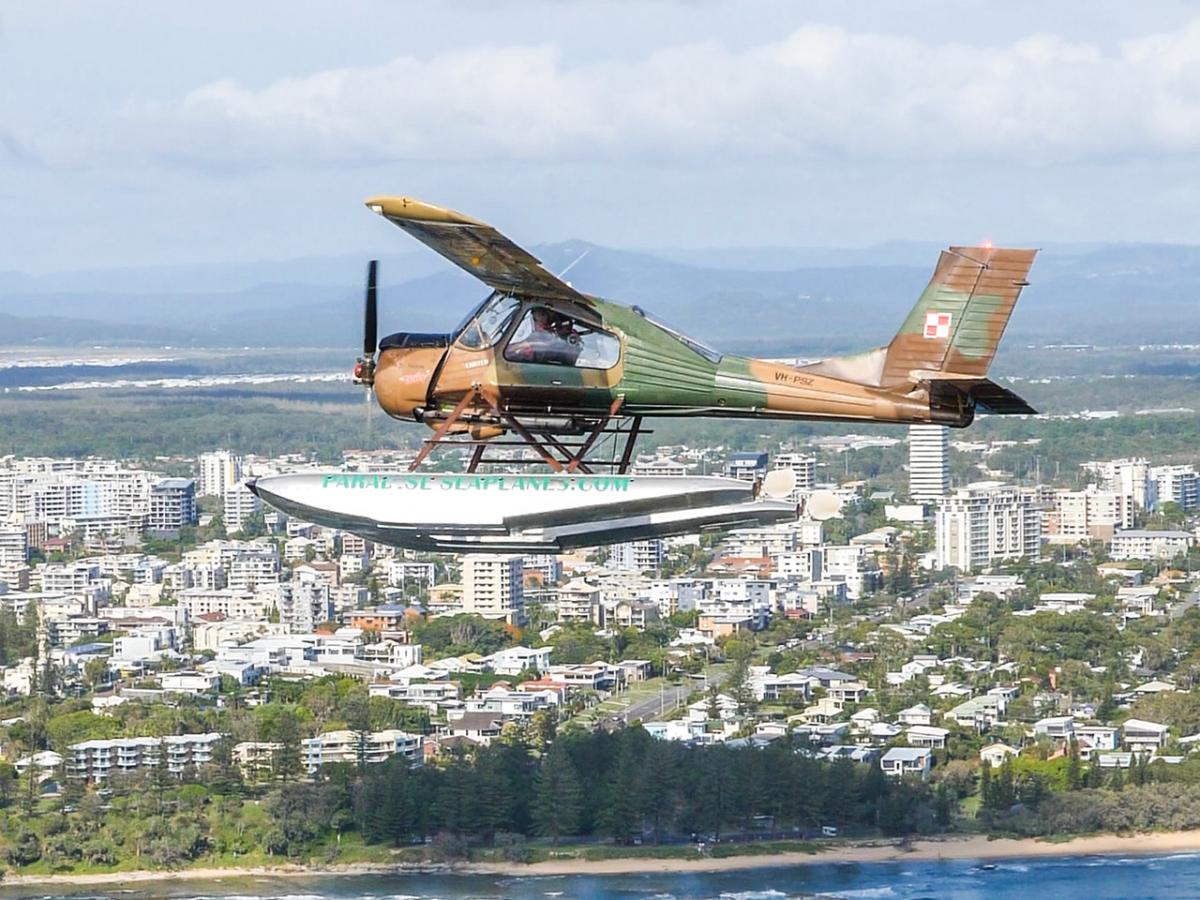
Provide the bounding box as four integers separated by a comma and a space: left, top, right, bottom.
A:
880, 246, 1037, 388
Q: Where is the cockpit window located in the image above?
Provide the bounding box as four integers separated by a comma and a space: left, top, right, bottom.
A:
505, 306, 621, 369
457, 293, 521, 350
632, 306, 723, 363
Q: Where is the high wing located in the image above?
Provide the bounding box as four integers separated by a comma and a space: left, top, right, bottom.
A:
366, 196, 590, 305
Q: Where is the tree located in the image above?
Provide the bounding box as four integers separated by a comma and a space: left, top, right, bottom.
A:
1066, 738, 1083, 791
979, 760, 994, 810
84, 657, 110, 690
272, 708, 304, 782
532, 709, 557, 751
151, 739, 174, 818
531, 745, 583, 844
1096, 681, 1117, 722
933, 783, 953, 829
704, 683, 724, 725
724, 639, 755, 715
342, 689, 372, 771
597, 736, 643, 843
994, 757, 1016, 810
208, 737, 244, 797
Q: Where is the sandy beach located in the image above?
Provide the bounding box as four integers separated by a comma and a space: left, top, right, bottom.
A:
5, 831, 1200, 887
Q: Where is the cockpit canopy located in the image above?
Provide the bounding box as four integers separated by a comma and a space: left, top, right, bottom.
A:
447, 292, 622, 370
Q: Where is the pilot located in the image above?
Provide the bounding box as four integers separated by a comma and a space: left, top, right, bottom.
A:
511, 307, 582, 365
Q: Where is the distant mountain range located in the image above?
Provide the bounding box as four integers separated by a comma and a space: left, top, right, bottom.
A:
0, 312, 189, 347
3, 241, 1200, 352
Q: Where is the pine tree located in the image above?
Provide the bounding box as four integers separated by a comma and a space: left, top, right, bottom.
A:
531, 746, 582, 844
980, 760, 994, 809
597, 739, 641, 843
343, 691, 372, 771
1097, 681, 1117, 722
996, 757, 1016, 809
934, 783, 953, 828
208, 737, 243, 797
272, 708, 303, 782
1066, 737, 1082, 790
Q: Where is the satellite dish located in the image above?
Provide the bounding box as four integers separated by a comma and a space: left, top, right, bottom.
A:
806, 490, 844, 521
760, 467, 796, 501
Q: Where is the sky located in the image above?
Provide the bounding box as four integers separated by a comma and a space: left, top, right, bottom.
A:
5, 0, 1200, 271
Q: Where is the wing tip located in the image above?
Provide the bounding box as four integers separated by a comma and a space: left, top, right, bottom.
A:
364, 196, 485, 227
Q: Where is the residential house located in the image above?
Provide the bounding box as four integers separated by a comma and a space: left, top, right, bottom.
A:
906, 725, 950, 749
1033, 715, 1075, 741
898, 703, 932, 727
441, 711, 506, 746
1123, 718, 1169, 753
1075, 725, 1120, 758
880, 747, 932, 778
979, 743, 1018, 767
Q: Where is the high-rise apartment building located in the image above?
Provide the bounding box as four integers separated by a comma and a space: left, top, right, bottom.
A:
606, 539, 665, 572
936, 482, 1042, 572
1151, 465, 1199, 511
1044, 488, 1133, 544
909, 425, 950, 503
1082, 458, 1155, 509
725, 451, 769, 482
0, 522, 28, 566
773, 453, 817, 502
148, 478, 198, 538
199, 451, 244, 498
461, 554, 524, 624
223, 482, 262, 534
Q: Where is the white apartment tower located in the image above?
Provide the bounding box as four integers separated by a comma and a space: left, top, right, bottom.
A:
1152, 465, 1199, 511
1045, 488, 1133, 544
909, 425, 950, 503
0, 522, 28, 566
199, 451, 244, 498
773, 453, 817, 502
606, 539, 665, 572
461, 554, 525, 624
223, 482, 263, 534
1082, 458, 1155, 509
936, 482, 1042, 572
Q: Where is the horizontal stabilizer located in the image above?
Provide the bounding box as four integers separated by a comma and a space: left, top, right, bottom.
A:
929, 378, 1037, 417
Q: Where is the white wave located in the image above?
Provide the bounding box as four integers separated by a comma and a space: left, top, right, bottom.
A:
0, 355, 180, 370
14, 371, 348, 391
814, 888, 898, 899
718, 891, 789, 900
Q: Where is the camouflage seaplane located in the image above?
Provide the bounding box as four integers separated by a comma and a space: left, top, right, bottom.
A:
248, 197, 1038, 552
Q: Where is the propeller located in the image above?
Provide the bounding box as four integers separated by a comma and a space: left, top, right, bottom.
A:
353, 260, 379, 388
353, 260, 379, 440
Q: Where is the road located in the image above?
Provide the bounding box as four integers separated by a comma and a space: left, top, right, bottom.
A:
580, 665, 732, 728
623, 681, 694, 723
1169, 589, 1200, 621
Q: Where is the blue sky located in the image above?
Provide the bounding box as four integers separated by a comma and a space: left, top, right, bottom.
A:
4, 1, 1200, 271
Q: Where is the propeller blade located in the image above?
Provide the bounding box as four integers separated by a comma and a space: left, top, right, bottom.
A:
364, 259, 378, 357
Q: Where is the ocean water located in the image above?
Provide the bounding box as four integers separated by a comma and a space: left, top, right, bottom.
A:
5, 854, 1200, 900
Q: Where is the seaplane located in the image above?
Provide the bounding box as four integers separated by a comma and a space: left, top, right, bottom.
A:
249, 196, 1038, 552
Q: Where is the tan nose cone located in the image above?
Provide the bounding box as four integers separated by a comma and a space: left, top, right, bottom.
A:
374, 348, 443, 418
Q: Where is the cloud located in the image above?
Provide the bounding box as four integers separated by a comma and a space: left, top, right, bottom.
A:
130, 21, 1200, 167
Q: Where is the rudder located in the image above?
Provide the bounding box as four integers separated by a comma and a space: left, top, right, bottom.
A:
880, 246, 1037, 388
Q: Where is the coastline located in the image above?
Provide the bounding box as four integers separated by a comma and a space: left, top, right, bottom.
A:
5, 830, 1200, 888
